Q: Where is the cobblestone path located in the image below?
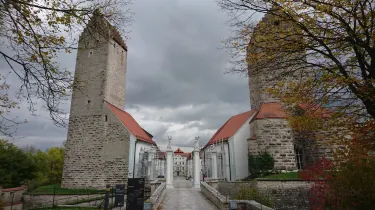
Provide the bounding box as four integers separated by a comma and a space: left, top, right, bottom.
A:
160, 177, 218, 210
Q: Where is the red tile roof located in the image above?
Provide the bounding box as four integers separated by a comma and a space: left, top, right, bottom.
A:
247, 135, 257, 140
157, 151, 166, 159
175, 152, 190, 158
105, 101, 155, 144
1, 186, 26, 192
298, 103, 332, 118
255, 102, 287, 119
174, 148, 184, 153
203, 110, 256, 149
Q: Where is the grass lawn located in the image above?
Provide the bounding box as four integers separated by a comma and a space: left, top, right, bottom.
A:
27, 184, 105, 195
260, 172, 300, 179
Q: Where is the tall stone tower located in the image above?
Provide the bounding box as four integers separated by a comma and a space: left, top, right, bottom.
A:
247, 13, 282, 110
62, 14, 131, 189
247, 11, 308, 110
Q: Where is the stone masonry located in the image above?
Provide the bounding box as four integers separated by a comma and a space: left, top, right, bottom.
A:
249, 119, 296, 170
246, 11, 335, 171
62, 14, 130, 189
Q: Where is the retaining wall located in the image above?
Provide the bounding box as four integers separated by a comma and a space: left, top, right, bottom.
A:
201, 182, 273, 210
149, 182, 166, 210
0, 186, 27, 210
208, 180, 311, 210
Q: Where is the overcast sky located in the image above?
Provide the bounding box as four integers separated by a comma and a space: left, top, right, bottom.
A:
3, 0, 253, 151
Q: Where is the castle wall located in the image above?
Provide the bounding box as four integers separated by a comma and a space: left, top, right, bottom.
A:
104, 39, 127, 109
248, 119, 297, 171
294, 130, 338, 167
69, 30, 109, 117
62, 106, 130, 189
248, 72, 280, 110
62, 16, 130, 189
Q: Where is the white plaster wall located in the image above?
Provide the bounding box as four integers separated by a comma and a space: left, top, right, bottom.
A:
202, 148, 211, 177
232, 117, 252, 180
128, 134, 136, 178
134, 141, 153, 178
173, 155, 187, 176
203, 144, 230, 181
228, 138, 236, 181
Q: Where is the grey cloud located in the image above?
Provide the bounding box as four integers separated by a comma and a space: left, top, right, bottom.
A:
1, 0, 250, 149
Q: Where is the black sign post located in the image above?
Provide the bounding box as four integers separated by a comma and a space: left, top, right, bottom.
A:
126, 178, 145, 210
114, 184, 125, 207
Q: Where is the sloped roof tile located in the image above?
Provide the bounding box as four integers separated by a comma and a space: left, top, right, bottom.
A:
203, 110, 256, 149
255, 102, 287, 119
174, 148, 184, 153
298, 103, 332, 118
105, 101, 155, 144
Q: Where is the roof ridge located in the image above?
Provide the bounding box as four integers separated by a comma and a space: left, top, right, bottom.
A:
255, 102, 287, 119
255, 103, 266, 118
203, 110, 255, 149
104, 101, 155, 144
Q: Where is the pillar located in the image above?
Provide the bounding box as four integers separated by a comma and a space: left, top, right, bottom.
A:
193, 149, 200, 188
147, 149, 152, 180
161, 159, 165, 176
149, 147, 155, 180
211, 151, 218, 179
166, 149, 174, 188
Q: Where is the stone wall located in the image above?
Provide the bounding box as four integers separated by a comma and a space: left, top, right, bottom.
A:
217, 181, 256, 198
235, 200, 274, 210
201, 182, 274, 210
247, 10, 309, 111
294, 130, 338, 168
149, 182, 166, 210
62, 16, 130, 189
248, 73, 280, 110
249, 119, 297, 170
200, 182, 229, 210
23, 194, 101, 209
214, 180, 311, 210
62, 105, 130, 189
0, 186, 26, 210
256, 180, 311, 210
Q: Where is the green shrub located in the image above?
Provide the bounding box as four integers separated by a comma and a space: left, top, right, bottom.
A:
234, 187, 274, 207
248, 151, 275, 178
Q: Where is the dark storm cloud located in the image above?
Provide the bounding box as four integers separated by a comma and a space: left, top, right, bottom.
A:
2, 0, 250, 149
126, 0, 248, 108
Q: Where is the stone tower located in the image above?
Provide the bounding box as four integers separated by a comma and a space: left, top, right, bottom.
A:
62, 14, 131, 189
247, 11, 333, 171
247, 10, 308, 110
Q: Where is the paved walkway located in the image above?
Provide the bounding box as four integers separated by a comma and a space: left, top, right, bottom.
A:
160, 177, 218, 210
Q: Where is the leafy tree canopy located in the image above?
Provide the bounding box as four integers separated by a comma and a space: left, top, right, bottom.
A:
0, 0, 132, 135
0, 139, 37, 188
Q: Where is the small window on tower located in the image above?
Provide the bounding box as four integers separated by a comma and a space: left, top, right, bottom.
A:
89, 51, 93, 57
105, 115, 108, 122
88, 100, 91, 104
